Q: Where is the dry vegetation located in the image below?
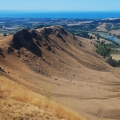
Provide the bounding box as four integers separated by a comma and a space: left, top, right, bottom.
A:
0, 76, 85, 120
96, 23, 107, 32
0, 26, 120, 120
111, 54, 120, 61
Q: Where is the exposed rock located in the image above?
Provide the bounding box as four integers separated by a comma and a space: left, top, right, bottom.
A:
30, 30, 41, 40
9, 26, 82, 59
0, 48, 3, 52
10, 29, 42, 57
59, 27, 68, 35
17, 55, 21, 58
0, 67, 5, 72
79, 43, 82, 47
47, 45, 52, 51
10, 29, 33, 49
36, 40, 42, 47
43, 27, 53, 35
56, 32, 66, 42
7, 47, 14, 54
0, 48, 5, 58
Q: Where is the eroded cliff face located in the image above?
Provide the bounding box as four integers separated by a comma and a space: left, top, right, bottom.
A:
9, 26, 73, 59
10, 29, 33, 49
0, 25, 110, 72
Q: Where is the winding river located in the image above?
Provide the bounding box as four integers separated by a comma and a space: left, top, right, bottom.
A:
93, 32, 120, 44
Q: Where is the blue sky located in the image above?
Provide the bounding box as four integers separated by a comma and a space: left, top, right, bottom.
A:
0, 0, 120, 11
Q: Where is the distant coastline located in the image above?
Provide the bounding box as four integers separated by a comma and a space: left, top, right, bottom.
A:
0, 11, 120, 19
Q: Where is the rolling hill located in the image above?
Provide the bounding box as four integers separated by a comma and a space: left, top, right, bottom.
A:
0, 26, 120, 120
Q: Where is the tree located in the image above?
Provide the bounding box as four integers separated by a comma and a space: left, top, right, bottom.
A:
95, 34, 100, 40
89, 36, 93, 39
3, 33, 7, 36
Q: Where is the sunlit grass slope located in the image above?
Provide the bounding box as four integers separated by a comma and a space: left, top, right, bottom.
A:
0, 76, 86, 120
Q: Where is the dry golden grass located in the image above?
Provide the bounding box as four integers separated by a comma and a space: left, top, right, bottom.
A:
111, 54, 120, 61
96, 23, 107, 32
1, 27, 120, 120
0, 76, 86, 120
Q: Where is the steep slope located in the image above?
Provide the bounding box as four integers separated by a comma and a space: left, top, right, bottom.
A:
0, 75, 85, 120
0, 26, 120, 120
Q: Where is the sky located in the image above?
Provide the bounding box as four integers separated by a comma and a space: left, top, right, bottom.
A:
0, 0, 120, 12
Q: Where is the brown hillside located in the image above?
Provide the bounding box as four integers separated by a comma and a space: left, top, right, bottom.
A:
0, 26, 120, 120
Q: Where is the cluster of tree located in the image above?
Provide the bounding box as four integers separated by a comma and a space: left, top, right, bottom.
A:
95, 34, 120, 46
113, 23, 120, 30
36, 25, 50, 29
105, 24, 112, 31
95, 34, 100, 40
63, 23, 97, 32
95, 41, 120, 67
3, 33, 14, 36
112, 41, 120, 46
77, 31, 89, 38
105, 43, 119, 48
76, 31, 94, 39
93, 19, 120, 24
95, 42, 111, 58
116, 35, 120, 39
107, 56, 120, 67
3, 33, 7, 36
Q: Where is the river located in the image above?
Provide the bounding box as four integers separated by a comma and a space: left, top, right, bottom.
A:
93, 32, 120, 44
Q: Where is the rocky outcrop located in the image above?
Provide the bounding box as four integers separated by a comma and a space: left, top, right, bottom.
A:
9, 26, 74, 58
7, 47, 14, 54
0, 67, 5, 72
10, 29, 42, 57
10, 29, 33, 49
0, 48, 5, 58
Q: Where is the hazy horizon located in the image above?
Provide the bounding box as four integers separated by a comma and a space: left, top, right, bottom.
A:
0, 11, 119, 19
0, 0, 120, 19
0, 0, 120, 12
